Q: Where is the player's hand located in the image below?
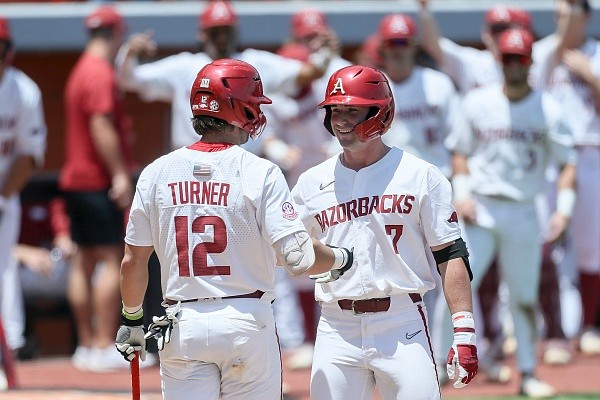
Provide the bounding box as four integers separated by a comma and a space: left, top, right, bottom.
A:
145, 304, 181, 351
115, 308, 147, 362
545, 212, 569, 244
447, 311, 478, 388
127, 31, 157, 58
310, 246, 354, 284
454, 198, 477, 224
109, 172, 133, 210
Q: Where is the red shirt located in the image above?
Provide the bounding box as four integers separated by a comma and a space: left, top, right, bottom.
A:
59, 53, 133, 191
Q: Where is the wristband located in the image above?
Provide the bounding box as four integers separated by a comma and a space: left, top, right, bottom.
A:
330, 247, 347, 270
452, 311, 475, 329
556, 188, 576, 218
451, 174, 471, 202
122, 304, 143, 318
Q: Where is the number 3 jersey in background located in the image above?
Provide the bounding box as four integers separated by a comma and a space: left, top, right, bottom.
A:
445, 84, 577, 202
125, 142, 306, 301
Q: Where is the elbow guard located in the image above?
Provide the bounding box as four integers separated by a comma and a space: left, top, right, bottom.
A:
274, 231, 315, 276
432, 238, 473, 281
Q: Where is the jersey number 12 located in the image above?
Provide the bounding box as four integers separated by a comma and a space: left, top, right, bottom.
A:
174, 215, 231, 277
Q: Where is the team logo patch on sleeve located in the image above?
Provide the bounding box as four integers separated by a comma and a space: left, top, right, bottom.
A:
281, 201, 299, 220
447, 211, 459, 224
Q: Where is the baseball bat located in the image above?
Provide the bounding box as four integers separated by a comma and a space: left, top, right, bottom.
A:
0, 319, 17, 389
131, 351, 140, 400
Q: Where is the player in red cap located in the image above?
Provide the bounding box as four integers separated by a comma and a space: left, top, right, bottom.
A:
116, 0, 333, 151
444, 27, 577, 397
0, 14, 47, 389
417, 0, 533, 94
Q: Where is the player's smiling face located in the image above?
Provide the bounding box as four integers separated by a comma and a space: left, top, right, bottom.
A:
330, 104, 370, 146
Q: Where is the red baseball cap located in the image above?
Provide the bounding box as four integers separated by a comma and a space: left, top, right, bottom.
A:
291, 9, 329, 39
0, 16, 11, 42
378, 14, 417, 41
498, 28, 533, 57
277, 43, 310, 62
85, 6, 125, 32
199, 0, 237, 30
486, 5, 531, 30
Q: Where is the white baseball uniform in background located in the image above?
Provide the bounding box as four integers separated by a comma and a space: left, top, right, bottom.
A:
117, 50, 303, 150
382, 66, 466, 178
0, 66, 47, 351
438, 38, 502, 94
125, 143, 306, 399
532, 35, 600, 275
292, 147, 461, 400
442, 83, 577, 374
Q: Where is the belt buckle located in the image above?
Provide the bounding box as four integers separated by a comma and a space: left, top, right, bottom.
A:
350, 300, 364, 315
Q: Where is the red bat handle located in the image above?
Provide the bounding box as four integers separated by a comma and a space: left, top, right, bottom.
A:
131, 352, 141, 400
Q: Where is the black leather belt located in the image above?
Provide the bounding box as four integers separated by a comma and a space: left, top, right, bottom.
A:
165, 290, 264, 306
338, 293, 422, 314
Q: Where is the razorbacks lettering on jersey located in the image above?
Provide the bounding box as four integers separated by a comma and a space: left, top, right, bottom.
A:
445, 84, 577, 202
0, 66, 47, 186
292, 147, 461, 303
125, 143, 306, 301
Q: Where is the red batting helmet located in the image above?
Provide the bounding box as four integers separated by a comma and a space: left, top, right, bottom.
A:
85, 6, 125, 33
291, 9, 329, 39
498, 28, 533, 57
378, 14, 417, 41
190, 59, 272, 139
199, 0, 237, 30
318, 65, 394, 142
0, 16, 11, 42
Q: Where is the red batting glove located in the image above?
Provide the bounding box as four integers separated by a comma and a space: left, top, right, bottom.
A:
447, 311, 478, 388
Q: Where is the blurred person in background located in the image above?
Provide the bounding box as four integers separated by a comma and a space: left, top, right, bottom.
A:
116, 0, 332, 151
443, 28, 577, 398
353, 33, 382, 69
532, 0, 600, 356
59, 5, 141, 372
0, 14, 47, 389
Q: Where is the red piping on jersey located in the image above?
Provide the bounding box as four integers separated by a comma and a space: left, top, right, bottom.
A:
187, 142, 234, 152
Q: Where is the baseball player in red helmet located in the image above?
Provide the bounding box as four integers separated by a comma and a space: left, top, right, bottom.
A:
444, 27, 577, 397
0, 14, 47, 380
292, 65, 477, 399
114, 59, 354, 400
117, 0, 332, 151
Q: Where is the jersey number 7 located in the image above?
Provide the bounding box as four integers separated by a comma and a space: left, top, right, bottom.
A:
385, 224, 404, 254
174, 215, 231, 277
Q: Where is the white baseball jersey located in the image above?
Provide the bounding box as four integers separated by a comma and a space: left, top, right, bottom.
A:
0, 66, 47, 187
382, 66, 466, 177
259, 89, 340, 187
439, 38, 502, 94
531, 35, 600, 146
445, 84, 577, 202
125, 143, 307, 301
120, 49, 303, 150
291, 147, 461, 303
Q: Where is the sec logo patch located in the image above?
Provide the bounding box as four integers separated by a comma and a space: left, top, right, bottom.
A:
282, 201, 298, 220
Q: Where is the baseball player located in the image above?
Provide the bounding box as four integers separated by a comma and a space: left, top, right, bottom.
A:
417, 0, 531, 94
0, 14, 47, 368
443, 28, 577, 398
116, 0, 331, 151
292, 65, 478, 400
114, 59, 353, 400
531, 0, 600, 355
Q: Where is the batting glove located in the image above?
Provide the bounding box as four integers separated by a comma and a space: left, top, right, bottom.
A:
447, 311, 478, 388
115, 307, 146, 362
310, 246, 354, 284
145, 303, 181, 351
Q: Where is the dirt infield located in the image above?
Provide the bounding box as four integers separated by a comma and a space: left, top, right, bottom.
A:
3, 344, 600, 399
